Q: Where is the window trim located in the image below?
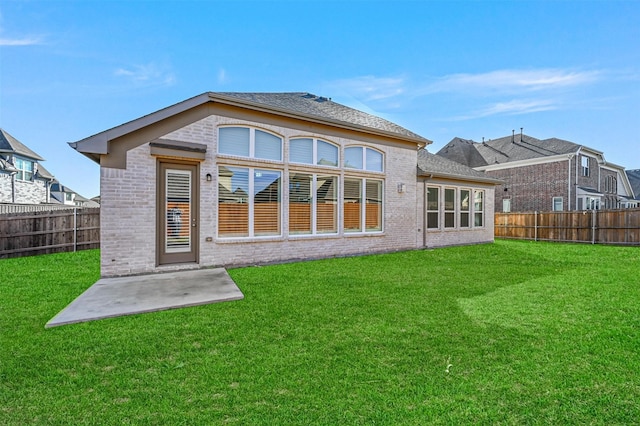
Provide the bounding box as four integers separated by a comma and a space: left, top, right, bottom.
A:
581, 156, 590, 177
426, 186, 440, 229
474, 190, 484, 227
444, 187, 456, 229
344, 146, 385, 172
217, 165, 282, 239
552, 196, 563, 211
289, 137, 339, 168
218, 126, 283, 162
14, 156, 35, 182
288, 172, 339, 236
343, 177, 384, 234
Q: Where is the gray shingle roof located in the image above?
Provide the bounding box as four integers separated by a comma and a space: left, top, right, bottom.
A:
0, 128, 45, 161
214, 92, 431, 143
437, 134, 581, 167
417, 149, 502, 184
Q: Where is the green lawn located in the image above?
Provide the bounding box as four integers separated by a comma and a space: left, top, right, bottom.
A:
1, 240, 639, 425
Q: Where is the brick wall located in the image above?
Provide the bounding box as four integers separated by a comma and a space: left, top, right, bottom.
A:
0, 174, 11, 203
488, 160, 569, 212
416, 179, 495, 248
100, 115, 423, 277
0, 173, 49, 204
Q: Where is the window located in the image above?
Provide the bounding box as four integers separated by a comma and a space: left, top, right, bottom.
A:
427, 187, 439, 229
344, 147, 384, 172
290, 138, 338, 167
604, 175, 617, 194
65, 193, 74, 202
474, 190, 484, 227
581, 156, 590, 177
289, 173, 338, 235
552, 197, 563, 211
218, 127, 282, 161
344, 178, 383, 233
14, 157, 34, 181
460, 189, 470, 228
218, 166, 281, 237
444, 188, 455, 228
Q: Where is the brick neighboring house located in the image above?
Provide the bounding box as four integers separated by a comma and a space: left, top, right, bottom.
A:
437, 132, 638, 213
69, 92, 499, 277
0, 129, 55, 204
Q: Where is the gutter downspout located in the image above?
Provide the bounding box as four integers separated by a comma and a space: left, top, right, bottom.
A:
567, 154, 574, 211
575, 148, 582, 210
423, 174, 433, 248
10, 171, 16, 203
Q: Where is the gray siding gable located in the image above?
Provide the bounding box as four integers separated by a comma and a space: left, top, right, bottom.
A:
0, 129, 46, 161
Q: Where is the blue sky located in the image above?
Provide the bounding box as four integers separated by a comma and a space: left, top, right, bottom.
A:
1, 0, 639, 198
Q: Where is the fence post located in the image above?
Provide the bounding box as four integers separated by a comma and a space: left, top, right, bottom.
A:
592, 209, 596, 245
73, 208, 77, 252
534, 211, 538, 241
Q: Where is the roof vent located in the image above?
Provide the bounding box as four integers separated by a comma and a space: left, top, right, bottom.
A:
315, 96, 328, 103
301, 93, 316, 99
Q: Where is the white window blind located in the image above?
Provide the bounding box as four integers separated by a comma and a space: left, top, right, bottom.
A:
166, 169, 191, 253
255, 130, 282, 161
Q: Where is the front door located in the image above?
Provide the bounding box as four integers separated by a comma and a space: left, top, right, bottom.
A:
158, 162, 199, 265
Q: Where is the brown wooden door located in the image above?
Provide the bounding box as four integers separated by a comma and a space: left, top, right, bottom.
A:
158, 162, 199, 265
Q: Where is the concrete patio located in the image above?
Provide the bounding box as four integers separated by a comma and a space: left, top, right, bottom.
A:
46, 268, 244, 328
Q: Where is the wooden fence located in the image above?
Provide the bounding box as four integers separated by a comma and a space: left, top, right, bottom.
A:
495, 209, 640, 245
0, 207, 100, 258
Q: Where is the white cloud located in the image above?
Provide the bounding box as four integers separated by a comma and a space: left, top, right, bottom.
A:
463, 99, 558, 120
217, 68, 227, 84
421, 69, 601, 95
0, 36, 42, 46
326, 75, 406, 102
114, 63, 175, 87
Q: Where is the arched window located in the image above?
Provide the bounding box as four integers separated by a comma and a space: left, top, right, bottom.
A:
344, 147, 384, 172
289, 138, 338, 167
218, 127, 282, 161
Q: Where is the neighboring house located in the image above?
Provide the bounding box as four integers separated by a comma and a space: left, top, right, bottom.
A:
626, 169, 640, 201
0, 128, 55, 204
50, 180, 100, 207
437, 131, 638, 212
70, 92, 498, 277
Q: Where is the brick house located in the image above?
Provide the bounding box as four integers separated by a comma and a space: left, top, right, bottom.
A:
70, 92, 498, 277
0, 129, 55, 204
437, 132, 637, 213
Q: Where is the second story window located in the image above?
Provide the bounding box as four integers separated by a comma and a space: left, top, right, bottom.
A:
218, 127, 282, 161
344, 147, 384, 172
581, 156, 590, 177
14, 157, 34, 181
289, 138, 338, 167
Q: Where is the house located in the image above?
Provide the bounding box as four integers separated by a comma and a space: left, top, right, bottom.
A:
437, 131, 638, 212
69, 92, 498, 277
0, 128, 55, 204
50, 180, 100, 207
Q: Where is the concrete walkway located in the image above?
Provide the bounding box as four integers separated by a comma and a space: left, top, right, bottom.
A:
46, 268, 244, 328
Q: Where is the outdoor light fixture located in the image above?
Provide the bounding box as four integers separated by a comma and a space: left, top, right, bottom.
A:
206, 173, 212, 182
397, 183, 406, 193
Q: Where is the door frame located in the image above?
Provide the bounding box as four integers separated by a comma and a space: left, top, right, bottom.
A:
156, 160, 200, 266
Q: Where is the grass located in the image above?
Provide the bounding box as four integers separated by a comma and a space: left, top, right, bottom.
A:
1, 240, 639, 424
